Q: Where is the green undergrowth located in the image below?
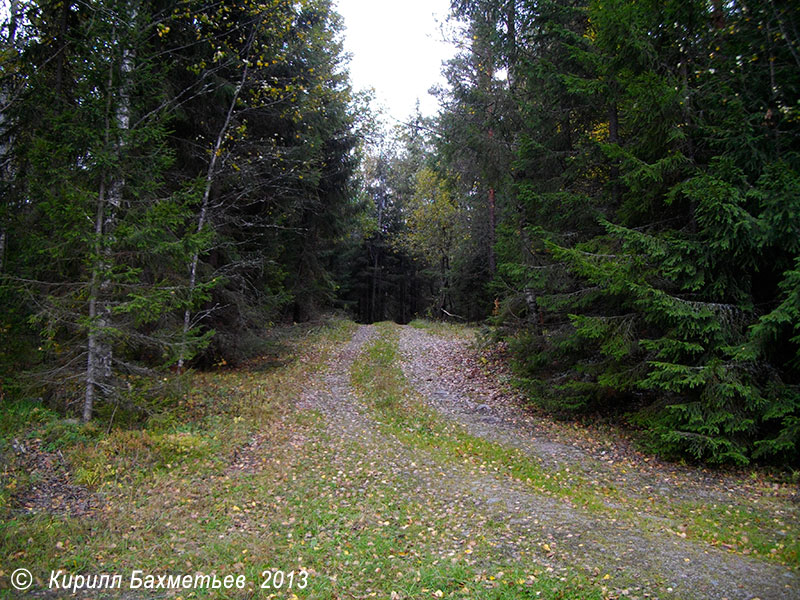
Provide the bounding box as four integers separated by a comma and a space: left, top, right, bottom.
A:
674, 500, 799, 566
0, 317, 359, 598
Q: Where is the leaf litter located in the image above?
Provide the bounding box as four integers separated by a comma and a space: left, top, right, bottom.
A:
395, 324, 799, 599
7, 319, 798, 600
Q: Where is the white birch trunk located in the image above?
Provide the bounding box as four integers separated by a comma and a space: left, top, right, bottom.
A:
83, 8, 135, 421
177, 61, 249, 370
0, 0, 20, 273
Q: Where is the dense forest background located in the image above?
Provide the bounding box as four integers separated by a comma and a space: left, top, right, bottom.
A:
1, 0, 799, 466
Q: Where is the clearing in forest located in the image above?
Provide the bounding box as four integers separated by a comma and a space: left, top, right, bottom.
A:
2, 319, 798, 599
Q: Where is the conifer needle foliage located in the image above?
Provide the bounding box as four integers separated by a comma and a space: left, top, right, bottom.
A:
432, 0, 800, 465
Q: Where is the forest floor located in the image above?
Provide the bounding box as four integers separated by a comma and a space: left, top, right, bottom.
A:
1, 319, 799, 599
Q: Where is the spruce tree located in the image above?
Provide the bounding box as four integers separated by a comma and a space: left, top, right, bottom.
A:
439, 0, 800, 463
3, 0, 210, 419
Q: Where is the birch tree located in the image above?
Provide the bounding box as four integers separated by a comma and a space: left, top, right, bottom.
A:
0, 0, 22, 273
6, 0, 201, 420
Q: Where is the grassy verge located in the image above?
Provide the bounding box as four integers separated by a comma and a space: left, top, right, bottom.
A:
350, 322, 800, 570
0, 317, 357, 598
348, 322, 613, 598
665, 499, 799, 566
351, 323, 613, 511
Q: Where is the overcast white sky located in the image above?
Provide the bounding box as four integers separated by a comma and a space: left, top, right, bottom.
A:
334, 0, 457, 124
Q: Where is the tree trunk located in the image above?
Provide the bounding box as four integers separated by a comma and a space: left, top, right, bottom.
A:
488, 186, 496, 274
678, 41, 697, 232
523, 287, 542, 335
0, 0, 20, 273
518, 215, 542, 335
177, 58, 250, 369
439, 254, 450, 316
84, 178, 106, 423
711, 0, 725, 30
400, 254, 407, 324
476, 20, 498, 279
505, 0, 517, 89
371, 245, 380, 323
83, 13, 134, 422
54, 1, 72, 98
